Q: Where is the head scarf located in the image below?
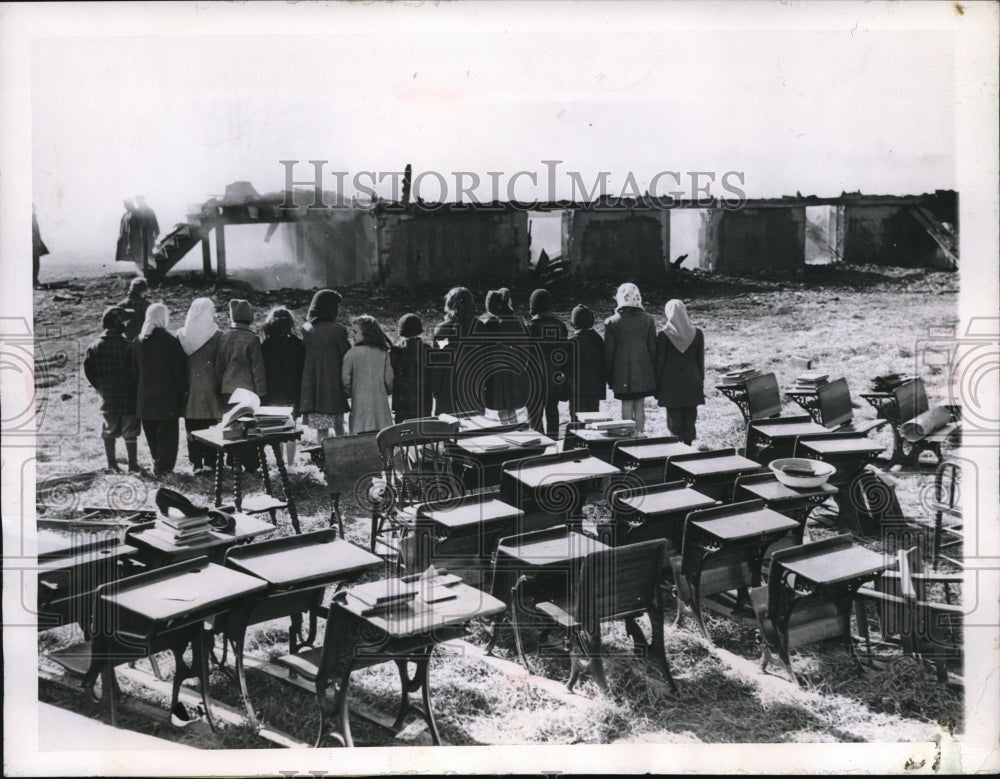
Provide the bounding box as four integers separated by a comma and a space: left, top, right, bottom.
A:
615, 283, 643, 310
571, 304, 594, 330
485, 288, 513, 317
307, 289, 342, 323
529, 289, 553, 316
663, 299, 697, 353
128, 276, 149, 295
139, 302, 168, 341
398, 313, 423, 338
177, 297, 219, 355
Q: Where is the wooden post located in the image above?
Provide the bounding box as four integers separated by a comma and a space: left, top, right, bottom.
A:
201, 231, 212, 276
216, 224, 227, 279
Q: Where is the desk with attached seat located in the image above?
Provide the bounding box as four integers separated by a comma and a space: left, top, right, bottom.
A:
607, 481, 719, 548
611, 436, 696, 484
447, 432, 555, 490
222, 531, 383, 727
277, 572, 505, 747
670, 500, 799, 641
733, 472, 838, 546
124, 512, 275, 567
85, 557, 267, 729
665, 449, 765, 503
751, 534, 886, 684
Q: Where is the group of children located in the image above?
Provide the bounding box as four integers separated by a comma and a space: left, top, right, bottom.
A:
83, 278, 706, 477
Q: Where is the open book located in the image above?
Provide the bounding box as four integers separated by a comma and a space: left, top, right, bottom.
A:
221, 389, 294, 433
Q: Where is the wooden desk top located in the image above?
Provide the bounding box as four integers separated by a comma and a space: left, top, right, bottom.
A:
416, 497, 523, 530
617, 441, 696, 461
338, 576, 506, 640
671, 454, 760, 478
38, 538, 137, 573
192, 426, 303, 451
225, 533, 382, 589
507, 455, 621, 488
103, 560, 267, 626
617, 486, 717, 517
780, 544, 886, 585
569, 428, 637, 443
129, 514, 274, 557
456, 433, 555, 456
799, 437, 886, 456
496, 528, 609, 567
692, 507, 799, 542
737, 475, 838, 503
751, 420, 828, 438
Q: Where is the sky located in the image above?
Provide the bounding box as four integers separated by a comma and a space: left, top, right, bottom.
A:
27, 7, 959, 267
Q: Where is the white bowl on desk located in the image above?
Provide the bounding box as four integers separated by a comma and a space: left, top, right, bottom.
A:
768, 458, 836, 488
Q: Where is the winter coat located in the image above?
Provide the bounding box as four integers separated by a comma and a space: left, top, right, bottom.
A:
262, 333, 305, 416
391, 338, 434, 422
342, 345, 394, 434
525, 313, 570, 398
215, 325, 267, 398
83, 330, 137, 415
568, 328, 606, 402
300, 320, 351, 415
431, 317, 483, 415
476, 314, 530, 411
132, 328, 187, 419
603, 307, 657, 396
184, 331, 225, 420
654, 328, 706, 408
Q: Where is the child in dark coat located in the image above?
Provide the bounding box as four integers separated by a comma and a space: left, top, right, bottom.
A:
117, 276, 150, 341
390, 313, 433, 423
604, 282, 657, 434
654, 299, 705, 445
132, 303, 188, 476
83, 307, 141, 473
216, 299, 267, 400
300, 289, 351, 442
478, 289, 529, 424
525, 289, 569, 438
261, 306, 305, 464
567, 304, 606, 418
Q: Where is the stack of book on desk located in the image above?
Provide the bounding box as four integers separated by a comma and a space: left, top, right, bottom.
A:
793, 372, 829, 390
250, 406, 295, 436
870, 373, 911, 392
586, 419, 636, 435
719, 368, 762, 386
149, 512, 214, 546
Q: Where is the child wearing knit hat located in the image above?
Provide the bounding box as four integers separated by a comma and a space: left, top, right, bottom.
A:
391, 313, 434, 423
568, 304, 606, 418
525, 288, 569, 437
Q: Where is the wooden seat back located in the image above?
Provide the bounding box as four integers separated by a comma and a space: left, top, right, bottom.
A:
893, 378, 929, 424
573, 539, 667, 633
816, 378, 854, 428
375, 419, 462, 506
320, 432, 381, 498
746, 373, 782, 420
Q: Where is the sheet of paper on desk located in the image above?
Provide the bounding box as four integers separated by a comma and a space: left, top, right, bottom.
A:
421, 585, 459, 603
501, 432, 542, 446
470, 435, 511, 450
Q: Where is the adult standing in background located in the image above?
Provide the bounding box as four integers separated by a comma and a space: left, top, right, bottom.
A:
115, 199, 144, 267
32, 205, 49, 289
604, 282, 657, 434
134, 196, 160, 268
654, 299, 705, 446
300, 289, 351, 442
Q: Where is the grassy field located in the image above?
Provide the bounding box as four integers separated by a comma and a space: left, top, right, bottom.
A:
31, 263, 963, 748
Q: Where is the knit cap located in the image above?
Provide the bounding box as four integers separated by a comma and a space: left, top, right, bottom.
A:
570, 304, 594, 330
398, 313, 423, 338
102, 306, 125, 331
229, 299, 253, 325
529, 288, 553, 316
